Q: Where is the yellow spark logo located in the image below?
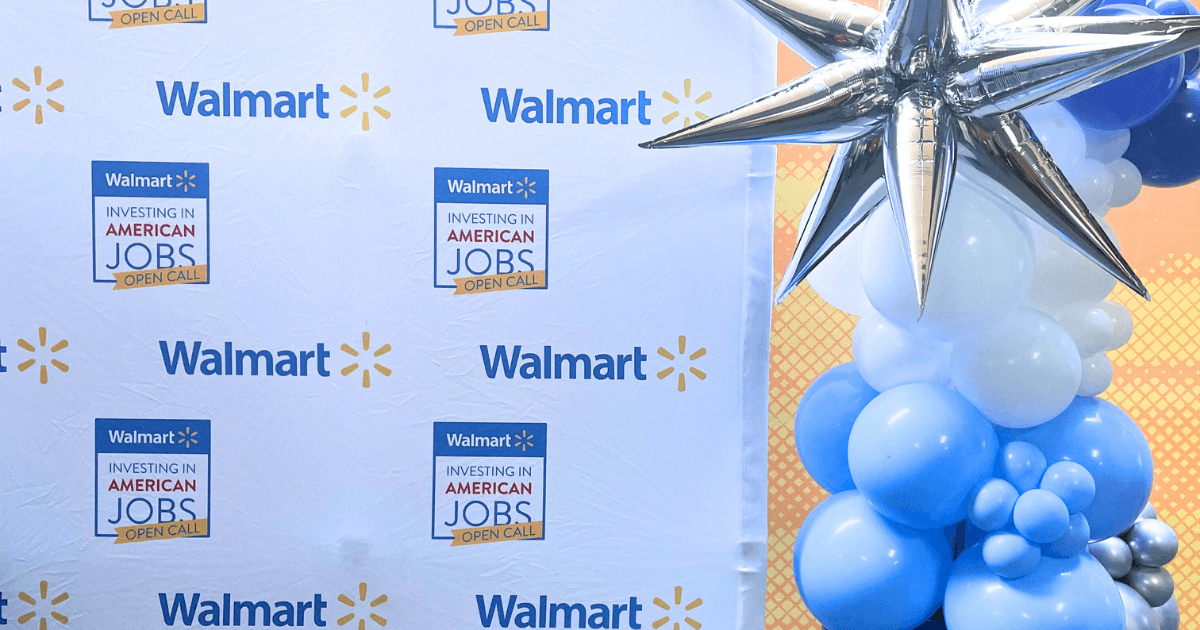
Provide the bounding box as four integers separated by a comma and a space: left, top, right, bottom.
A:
651, 586, 702, 630
17, 327, 69, 385
513, 429, 534, 452
340, 73, 392, 132
515, 176, 537, 199
12, 66, 65, 125
336, 582, 387, 630
176, 170, 197, 192
178, 426, 199, 449
661, 80, 711, 128
16, 580, 69, 630
657, 336, 707, 393
340, 332, 393, 389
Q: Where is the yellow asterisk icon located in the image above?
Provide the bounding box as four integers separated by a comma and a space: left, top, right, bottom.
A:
514, 176, 536, 199
12, 66, 65, 125
16, 327, 69, 385
336, 582, 387, 630
17, 580, 69, 630
178, 426, 199, 449
176, 170, 197, 192
651, 586, 702, 630
340, 73, 392, 132
512, 429, 534, 452
657, 336, 707, 393
661, 79, 712, 128
340, 332, 393, 389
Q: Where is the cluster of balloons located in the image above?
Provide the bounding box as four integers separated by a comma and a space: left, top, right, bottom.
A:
1090, 503, 1181, 629
791, 55, 1181, 629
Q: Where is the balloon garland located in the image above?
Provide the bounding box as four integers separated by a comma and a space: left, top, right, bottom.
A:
790, 0, 1200, 627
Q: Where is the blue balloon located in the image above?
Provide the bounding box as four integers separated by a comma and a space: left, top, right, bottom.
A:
1047, 512, 1092, 558
983, 531, 1043, 578
999, 397, 1154, 540
945, 545, 1125, 630
794, 362, 878, 493
1013, 489, 1071, 544
1040, 461, 1097, 513
1147, 0, 1200, 76
1126, 80, 1200, 186
969, 478, 1019, 532
1062, 5, 1185, 130
996, 441, 1047, 493
914, 619, 947, 630
848, 383, 999, 529
794, 491, 952, 630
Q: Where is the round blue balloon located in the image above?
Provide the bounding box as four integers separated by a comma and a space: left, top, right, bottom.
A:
1013, 489, 1071, 544
945, 545, 1125, 630
996, 441, 1047, 493
794, 491, 952, 630
998, 397, 1153, 540
1040, 461, 1097, 513
1047, 512, 1092, 558
1148, 0, 1200, 76
848, 383, 999, 529
1062, 5, 1185, 130
983, 531, 1043, 578
1126, 80, 1200, 186
969, 478, 1019, 532
794, 362, 878, 493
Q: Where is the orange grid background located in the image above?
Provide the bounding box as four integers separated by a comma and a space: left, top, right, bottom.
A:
766, 45, 1200, 630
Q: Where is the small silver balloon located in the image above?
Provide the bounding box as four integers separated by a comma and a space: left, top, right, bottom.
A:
1153, 595, 1179, 630
1116, 582, 1161, 630
1140, 502, 1158, 520
1127, 519, 1179, 568
1090, 537, 1134, 579
1126, 566, 1175, 608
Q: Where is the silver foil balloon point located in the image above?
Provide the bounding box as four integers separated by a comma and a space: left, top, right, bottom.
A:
1126, 519, 1179, 567
1141, 502, 1159, 521
1125, 566, 1175, 608
1116, 582, 1160, 630
1153, 595, 1180, 630
639, 0, 1200, 309
1089, 537, 1134, 579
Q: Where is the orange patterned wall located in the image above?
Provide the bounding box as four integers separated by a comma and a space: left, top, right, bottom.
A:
766, 44, 1200, 630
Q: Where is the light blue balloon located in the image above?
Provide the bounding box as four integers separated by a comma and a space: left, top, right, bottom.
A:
1040, 461, 1097, 513
794, 491, 952, 630
794, 362, 878, 493
999, 397, 1154, 540
969, 478, 1018, 532
1014, 489, 1071, 544
996, 441, 1047, 493
945, 545, 1125, 630
1047, 512, 1091, 558
982, 531, 1042, 578
848, 383, 999, 529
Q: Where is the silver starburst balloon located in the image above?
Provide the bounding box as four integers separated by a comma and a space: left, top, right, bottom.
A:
642, 0, 1200, 309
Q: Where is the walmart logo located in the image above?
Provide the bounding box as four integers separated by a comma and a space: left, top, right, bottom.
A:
0, 579, 70, 628
0, 327, 71, 385
157, 582, 387, 627
9, 65, 66, 125
155, 73, 392, 131
475, 586, 703, 629
480, 79, 712, 127
478, 336, 708, 392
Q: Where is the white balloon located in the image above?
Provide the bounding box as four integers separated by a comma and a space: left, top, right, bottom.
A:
1065, 158, 1114, 213
950, 308, 1083, 428
852, 310, 953, 391
1056, 305, 1115, 358
1026, 222, 1117, 315
1084, 126, 1131, 164
859, 175, 1034, 340
806, 219, 872, 315
1098, 301, 1135, 351
1108, 158, 1143, 208
1079, 353, 1114, 397
1023, 103, 1088, 174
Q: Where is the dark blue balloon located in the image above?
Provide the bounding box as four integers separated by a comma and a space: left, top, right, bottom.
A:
794, 362, 878, 493
1062, 4, 1186, 130
1126, 80, 1200, 186
1148, 0, 1200, 76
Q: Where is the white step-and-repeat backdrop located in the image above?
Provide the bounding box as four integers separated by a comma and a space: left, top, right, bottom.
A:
0, 2, 776, 629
